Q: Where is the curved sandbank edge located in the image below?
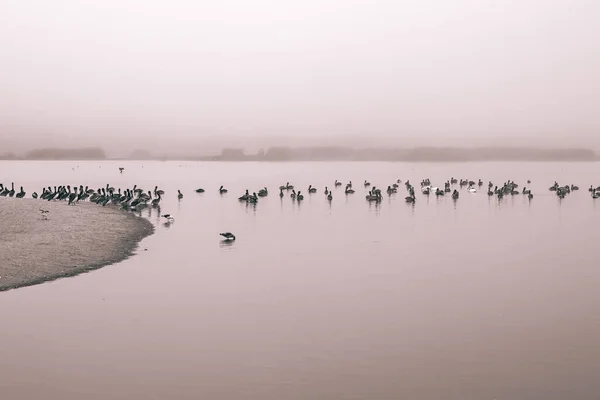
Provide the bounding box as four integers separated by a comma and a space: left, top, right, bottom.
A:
0, 198, 155, 292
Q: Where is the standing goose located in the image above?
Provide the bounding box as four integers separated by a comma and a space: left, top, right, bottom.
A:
327, 192, 333, 201
178, 190, 183, 199
8, 183, 15, 197
324, 187, 329, 195
151, 194, 161, 207
16, 187, 26, 198
68, 187, 78, 205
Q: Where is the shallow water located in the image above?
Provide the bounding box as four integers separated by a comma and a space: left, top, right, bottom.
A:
1, 160, 600, 399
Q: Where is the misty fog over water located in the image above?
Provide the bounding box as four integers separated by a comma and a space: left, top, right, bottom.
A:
2, 0, 600, 156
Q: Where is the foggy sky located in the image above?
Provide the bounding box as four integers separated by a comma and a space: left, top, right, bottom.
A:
1, 0, 600, 155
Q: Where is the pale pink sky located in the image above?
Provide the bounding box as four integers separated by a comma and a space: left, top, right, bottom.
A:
1, 0, 599, 152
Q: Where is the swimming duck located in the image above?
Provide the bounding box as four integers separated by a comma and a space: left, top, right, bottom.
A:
239, 190, 250, 201
220, 232, 236, 241
366, 191, 381, 202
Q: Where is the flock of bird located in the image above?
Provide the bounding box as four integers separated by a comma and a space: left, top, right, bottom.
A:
2, 175, 595, 209
1, 170, 597, 238
1, 175, 597, 241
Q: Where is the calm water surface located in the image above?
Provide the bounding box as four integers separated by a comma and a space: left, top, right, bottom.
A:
1, 161, 600, 399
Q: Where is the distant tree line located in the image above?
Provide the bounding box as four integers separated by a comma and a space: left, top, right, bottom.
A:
0, 152, 18, 160
2, 145, 597, 161
24, 147, 107, 160
204, 146, 598, 162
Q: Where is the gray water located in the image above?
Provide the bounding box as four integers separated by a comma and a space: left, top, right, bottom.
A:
1, 161, 600, 400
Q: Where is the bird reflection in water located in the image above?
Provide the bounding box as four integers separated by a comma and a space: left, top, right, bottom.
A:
219, 240, 235, 249
244, 201, 257, 214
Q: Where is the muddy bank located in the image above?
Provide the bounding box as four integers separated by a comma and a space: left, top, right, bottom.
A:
0, 197, 154, 291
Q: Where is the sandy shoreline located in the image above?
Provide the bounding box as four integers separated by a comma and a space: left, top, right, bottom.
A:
0, 197, 154, 292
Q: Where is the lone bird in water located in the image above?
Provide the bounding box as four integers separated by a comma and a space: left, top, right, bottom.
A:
161, 214, 174, 222
220, 232, 236, 241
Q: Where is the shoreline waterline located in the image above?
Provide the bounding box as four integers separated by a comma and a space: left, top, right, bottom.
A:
0, 197, 154, 292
